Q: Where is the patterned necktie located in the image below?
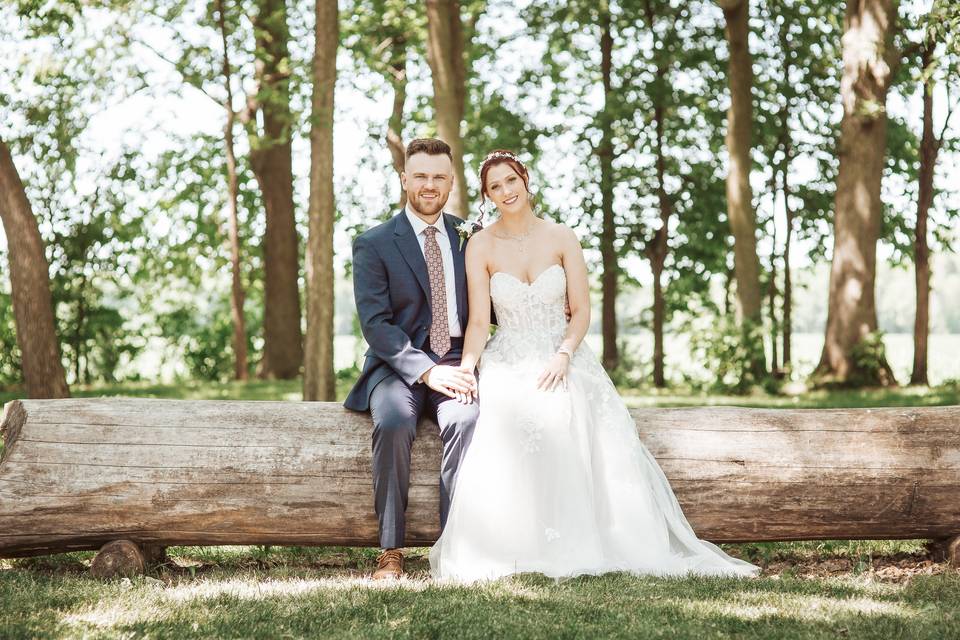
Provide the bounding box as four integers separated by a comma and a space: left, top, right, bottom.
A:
423, 226, 451, 356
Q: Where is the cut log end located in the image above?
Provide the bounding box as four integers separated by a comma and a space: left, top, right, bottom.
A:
90, 540, 148, 579
927, 536, 960, 567
0, 400, 25, 464
949, 536, 960, 569
142, 544, 167, 568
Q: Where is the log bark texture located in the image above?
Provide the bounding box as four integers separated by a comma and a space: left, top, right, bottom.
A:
1, 399, 958, 558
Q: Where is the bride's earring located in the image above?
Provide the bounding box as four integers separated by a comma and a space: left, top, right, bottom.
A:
477, 200, 487, 225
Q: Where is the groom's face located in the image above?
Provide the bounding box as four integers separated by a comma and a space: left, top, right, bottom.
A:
401, 153, 453, 218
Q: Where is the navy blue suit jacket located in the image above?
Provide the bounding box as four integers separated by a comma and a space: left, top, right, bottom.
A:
344, 210, 469, 412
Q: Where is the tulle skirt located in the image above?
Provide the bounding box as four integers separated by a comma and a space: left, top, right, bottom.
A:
429, 341, 760, 583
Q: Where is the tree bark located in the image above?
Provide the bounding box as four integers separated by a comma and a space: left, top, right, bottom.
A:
217, 0, 249, 382
643, 0, 673, 389
768, 172, 779, 373
648, 98, 671, 389
387, 37, 408, 210
425, 0, 468, 219
910, 41, 939, 387
3, 398, 960, 556
814, 0, 896, 386
599, 1, 619, 373
774, 0, 794, 373
0, 140, 69, 399
246, 0, 303, 379
782, 156, 794, 371
719, 0, 766, 377
303, 0, 338, 402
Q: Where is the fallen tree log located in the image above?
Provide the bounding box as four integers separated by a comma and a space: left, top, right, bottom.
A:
1, 398, 958, 565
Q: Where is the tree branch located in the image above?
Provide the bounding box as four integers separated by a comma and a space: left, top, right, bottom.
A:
135, 39, 222, 107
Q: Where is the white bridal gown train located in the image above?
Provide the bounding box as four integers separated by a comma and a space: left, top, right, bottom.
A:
429, 264, 760, 582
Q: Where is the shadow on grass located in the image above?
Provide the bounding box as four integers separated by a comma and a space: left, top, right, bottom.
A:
2, 544, 958, 640
1, 568, 955, 640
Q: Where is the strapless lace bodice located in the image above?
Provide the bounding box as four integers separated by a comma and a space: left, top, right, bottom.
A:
490, 264, 568, 334
483, 264, 571, 369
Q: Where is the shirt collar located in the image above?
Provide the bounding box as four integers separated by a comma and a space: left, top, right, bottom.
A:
405, 206, 447, 239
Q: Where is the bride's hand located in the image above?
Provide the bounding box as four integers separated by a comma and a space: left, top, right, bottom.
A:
536, 353, 569, 391
454, 366, 478, 404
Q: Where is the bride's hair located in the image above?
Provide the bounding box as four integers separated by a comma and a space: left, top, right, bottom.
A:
477, 149, 534, 223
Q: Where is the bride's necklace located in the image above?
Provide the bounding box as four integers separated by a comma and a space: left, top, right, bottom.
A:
493, 221, 534, 252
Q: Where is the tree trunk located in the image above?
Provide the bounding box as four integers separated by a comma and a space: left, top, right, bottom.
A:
719, 0, 765, 378
599, 1, 619, 373
303, 0, 338, 402
217, 0, 249, 382
648, 101, 671, 389
247, 0, 303, 379
910, 42, 938, 387
425, 0, 468, 219
774, 0, 793, 373
0, 141, 69, 399
782, 157, 794, 371
768, 172, 779, 373
387, 38, 408, 210
651, 262, 666, 387
4, 399, 960, 556
814, 0, 896, 387
643, 0, 673, 389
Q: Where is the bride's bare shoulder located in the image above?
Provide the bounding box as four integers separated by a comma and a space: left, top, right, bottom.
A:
465, 223, 496, 255
540, 218, 580, 245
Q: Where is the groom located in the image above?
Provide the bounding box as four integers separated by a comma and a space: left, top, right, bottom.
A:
344, 138, 479, 580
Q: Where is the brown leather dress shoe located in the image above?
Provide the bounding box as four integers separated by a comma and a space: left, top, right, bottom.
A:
373, 549, 404, 580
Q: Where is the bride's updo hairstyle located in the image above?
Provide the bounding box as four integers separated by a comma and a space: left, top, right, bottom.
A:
477, 149, 534, 223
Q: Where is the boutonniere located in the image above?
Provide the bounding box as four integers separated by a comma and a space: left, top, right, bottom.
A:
456, 219, 483, 250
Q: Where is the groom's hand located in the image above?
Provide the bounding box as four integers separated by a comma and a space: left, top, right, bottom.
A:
422, 365, 477, 402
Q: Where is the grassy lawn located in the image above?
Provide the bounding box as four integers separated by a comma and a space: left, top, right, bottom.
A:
1, 542, 957, 639
1, 381, 958, 638
2, 377, 958, 409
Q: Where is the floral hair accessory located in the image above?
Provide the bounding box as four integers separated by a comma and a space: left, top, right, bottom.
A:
477, 150, 525, 179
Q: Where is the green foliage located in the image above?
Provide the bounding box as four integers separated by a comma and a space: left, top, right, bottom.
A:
689, 315, 775, 394
157, 303, 245, 381
606, 339, 649, 388
46, 154, 148, 384
849, 330, 895, 387
0, 291, 23, 389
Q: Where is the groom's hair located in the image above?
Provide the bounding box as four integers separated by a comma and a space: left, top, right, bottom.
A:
405, 138, 452, 161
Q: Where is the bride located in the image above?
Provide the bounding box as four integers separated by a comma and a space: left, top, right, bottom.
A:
429, 150, 760, 582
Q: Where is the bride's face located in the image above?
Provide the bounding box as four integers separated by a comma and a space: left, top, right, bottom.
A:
484, 163, 528, 214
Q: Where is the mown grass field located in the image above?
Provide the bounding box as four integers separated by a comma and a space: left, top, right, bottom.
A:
1, 381, 958, 639
1, 541, 957, 639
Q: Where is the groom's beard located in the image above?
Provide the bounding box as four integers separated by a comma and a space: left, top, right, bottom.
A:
408, 190, 448, 217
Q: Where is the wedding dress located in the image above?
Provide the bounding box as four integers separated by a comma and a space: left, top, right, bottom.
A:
429, 264, 760, 582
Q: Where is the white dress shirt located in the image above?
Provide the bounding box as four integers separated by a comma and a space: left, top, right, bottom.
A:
405, 207, 463, 338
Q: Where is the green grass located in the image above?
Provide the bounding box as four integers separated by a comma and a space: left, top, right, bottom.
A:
1, 543, 957, 639
2, 377, 958, 409
1, 381, 958, 638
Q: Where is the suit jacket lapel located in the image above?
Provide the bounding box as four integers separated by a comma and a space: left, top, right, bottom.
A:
444, 214, 468, 329
393, 211, 431, 300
